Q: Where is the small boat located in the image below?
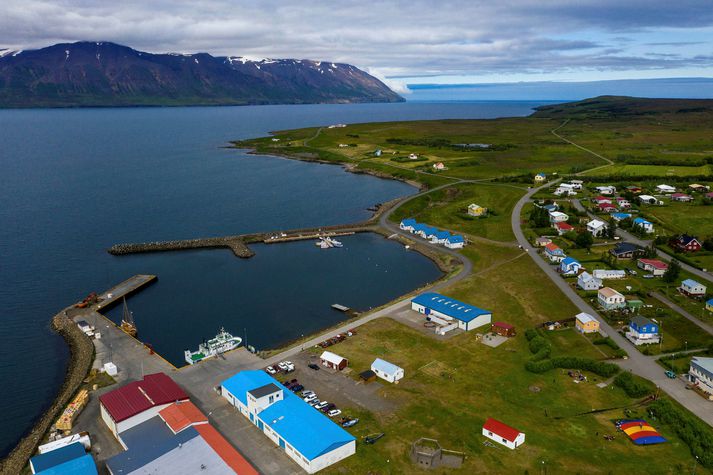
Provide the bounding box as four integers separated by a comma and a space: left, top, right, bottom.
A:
185, 328, 242, 365
316, 236, 342, 248
119, 297, 137, 337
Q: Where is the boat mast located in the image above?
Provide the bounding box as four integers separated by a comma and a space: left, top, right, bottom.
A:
122, 297, 134, 325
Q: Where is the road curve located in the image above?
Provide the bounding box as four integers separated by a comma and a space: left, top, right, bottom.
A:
513, 183, 713, 427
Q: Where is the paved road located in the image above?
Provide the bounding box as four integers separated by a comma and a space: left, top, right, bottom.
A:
514, 183, 713, 427
571, 198, 713, 284
651, 291, 713, 336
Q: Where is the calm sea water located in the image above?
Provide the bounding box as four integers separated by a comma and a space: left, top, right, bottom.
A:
0, 100, 551, 457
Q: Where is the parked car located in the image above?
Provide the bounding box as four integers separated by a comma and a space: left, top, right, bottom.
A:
327, 409, 342, 417
665, 370, 677, 379
309, 399, 322, 407
291, 384, 304, 392
301, 390, 315, 397
321, 403, 336, 413
308, 363, 320, 371
315, 401, 329, 410
265, 366, 277, 375
303, 394, 317, 403
342, 418, 359, 428
643, 274, 655, 279
626, 268, 637, 275
277, 362, 288, 371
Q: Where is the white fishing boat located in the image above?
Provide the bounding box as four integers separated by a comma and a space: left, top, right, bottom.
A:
315, 236, 343, 248
184, 328, 242, 365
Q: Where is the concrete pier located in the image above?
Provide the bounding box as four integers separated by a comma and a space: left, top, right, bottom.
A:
95, 274, 157, 310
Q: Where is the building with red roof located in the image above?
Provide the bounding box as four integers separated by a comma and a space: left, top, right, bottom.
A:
554, 221, 574, 235
491, 322, 516, 337
100, 373, 189, 439
159, 401, 208, 434
637, 258, 669, 276
598, 202, 618, 213
482, 418, 525, 449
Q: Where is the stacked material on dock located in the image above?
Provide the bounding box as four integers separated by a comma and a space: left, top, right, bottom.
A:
55, 390, 88, 432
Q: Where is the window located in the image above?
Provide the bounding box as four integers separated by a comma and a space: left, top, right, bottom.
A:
488, 431, 492, 436
502, 438, 507, 443
269, 395, 274, 404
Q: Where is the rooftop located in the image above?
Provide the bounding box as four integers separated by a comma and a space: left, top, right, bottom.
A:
599, 287, 623, 298
159, 401, 208, 434
411, 292, 491, 323
320, 350, 347, 365
638, 258, 668, 270
631, 315, 655, 328
576, 312, 597, 324
30, 442, 89, 474
372, 358, 402, 375
692, 357, 713, 375
249, 383, 282, 399
483, 418, 522, 442
99, 373, 189, 423
682, 278, 703, 288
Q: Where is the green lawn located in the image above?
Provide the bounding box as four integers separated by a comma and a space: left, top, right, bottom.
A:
642, 201, 713, 236
390, 183, 525, 242
583, 164, 713, 177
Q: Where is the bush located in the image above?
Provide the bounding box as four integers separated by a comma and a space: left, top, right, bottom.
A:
593, 336, 621, 350
613, 372, 654, 397
648, 399, 713, 470
524, 328, 538, 341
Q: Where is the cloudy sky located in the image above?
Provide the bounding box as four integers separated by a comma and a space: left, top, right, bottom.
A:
2, 0, 713, 94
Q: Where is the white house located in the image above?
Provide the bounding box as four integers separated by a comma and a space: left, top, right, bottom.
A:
577, 272, 602, 291
432, 162, 446, 171
221, 371, 356, 474
560, 257, 582, 276
597, 287, 626, 310
444, 235, 466, 249
482, 418, 525, 450
592, 269, 626, 280
399, 218, 417, 232
638, 195, 663, 205
689, 357, 713, 397
656, 184, 676, 194
633, 217, 654, 233
569, 180, 584, 190
594, 185, 616, 195
408, 153, 419, 160
679, 279, 707, 297
549, 211, 569, 224
411, 292, 492, 332
586, 219, 608, 237
370, 358, 404, 383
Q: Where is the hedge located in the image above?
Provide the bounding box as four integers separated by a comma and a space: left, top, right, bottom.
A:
613, 372, 654, 397
648, 399, 713, 470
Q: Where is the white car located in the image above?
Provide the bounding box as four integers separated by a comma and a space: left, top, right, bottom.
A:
315, 401, 329, 410
301, 390, 315, 398
327, 409, 341, 417
303, 394, 317, 403
309, 399, 322, 407
277, 362, 288, 371
265, 366, 277, 375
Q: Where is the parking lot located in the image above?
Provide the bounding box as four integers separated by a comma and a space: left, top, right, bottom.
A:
266, 350, 398, 419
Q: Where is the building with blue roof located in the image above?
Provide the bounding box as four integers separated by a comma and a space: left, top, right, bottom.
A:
445, 234, 465, 249
221, 370, 356, 474
431, 230, 452, 244
611, 212, 632, 222
679, 278, 707, 297
30, 442, 97, 475
633, 217, 654, 233
399, 218, 417, 232
559, 257, 582, 276
411, 292, 492, 331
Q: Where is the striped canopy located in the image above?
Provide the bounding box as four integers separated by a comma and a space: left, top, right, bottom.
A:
617, 419, 667, 445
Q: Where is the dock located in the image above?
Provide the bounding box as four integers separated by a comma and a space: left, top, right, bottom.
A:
331, 304, 350, 312
95, 274, 157, 310
264, 231, 355, 244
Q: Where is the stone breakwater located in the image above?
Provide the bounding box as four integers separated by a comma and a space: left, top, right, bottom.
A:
0, 309, 94, 475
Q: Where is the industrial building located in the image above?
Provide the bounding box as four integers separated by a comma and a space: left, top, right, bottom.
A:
221, 370, 356, 474
30, 442, 97, 475
411, 292, 492, 332
99, 372, 189, 440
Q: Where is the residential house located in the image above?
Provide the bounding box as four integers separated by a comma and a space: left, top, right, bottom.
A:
679, 279, 707, 297
320, 351, 348, 370
542, 203, 559, 213
595, 185, 616, 195
656, 184, 676, 194
467, 203, 487, 217
491, 322, 516, 337
575, 312, 600, 333
707, 298, 713, 313
689, 357, 713, 397
544, 243, 566, 263
554, 221, 574, 235
638, 195, 663, 205
431, 230, 452, 245
569, 180, 584, 190
598, 287, 626, 310
626, 316, 660, 345
610, 242, 644, 259
560, 257, 582, 276
625, 185, 642, 194
534, 173, 546, 183
549, 211, 569, 224
611, 212, 632, 222
593, 269, 627, 280
689, 184, 710, 192
482, 418, 525, 450
535, 237, 552, 247
432, 162, 446, 171
616, 197, 631, 208
577, 272, 602, 291
399, 218, 417, 232
671, 193, 694, 202
637, 258, 668, 276
633, 217, 654, 233
593, 196, 613, 205
554, 186, 576, 197
415, 224, 439, 240
672, 234, 702, 253
598, 203, 618, 213
445, 234, 466, 249
586, 219, 608, 237
408, 153, 419, 160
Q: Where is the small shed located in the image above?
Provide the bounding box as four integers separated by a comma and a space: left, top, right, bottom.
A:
320, 351, 348, 371
359, 370, 377, 383
482, 418, 525, 450
491, 322, 516, 337
371, 358, 404, 383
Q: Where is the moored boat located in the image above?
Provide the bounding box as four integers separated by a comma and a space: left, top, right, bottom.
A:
184, 328, 242, 365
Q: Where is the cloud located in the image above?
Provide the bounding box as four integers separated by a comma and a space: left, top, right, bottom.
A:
1, 0, 712, 81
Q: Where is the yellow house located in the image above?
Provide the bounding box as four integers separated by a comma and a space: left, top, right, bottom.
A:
575, 312, 600, 333
468, 203, 487, 217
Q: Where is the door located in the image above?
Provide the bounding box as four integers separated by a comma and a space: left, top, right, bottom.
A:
258, 420, 264, 431
279, 438, 286, 449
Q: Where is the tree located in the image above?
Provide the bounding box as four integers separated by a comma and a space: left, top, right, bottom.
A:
643, 243, 658, 258
606, 218, 617, 239
529, 206, 550, 228
703, 237, 713, 252
663, 259, 681, 283
575, 231, 594, 250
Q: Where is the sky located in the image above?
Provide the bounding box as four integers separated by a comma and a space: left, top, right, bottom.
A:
2, 0, 713, 98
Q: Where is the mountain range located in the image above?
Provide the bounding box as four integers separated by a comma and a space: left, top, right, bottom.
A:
0, 42, 403, 107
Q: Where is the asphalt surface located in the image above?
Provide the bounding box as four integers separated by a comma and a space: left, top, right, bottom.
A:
514, 183, 713, 427
650, 291, 713, 336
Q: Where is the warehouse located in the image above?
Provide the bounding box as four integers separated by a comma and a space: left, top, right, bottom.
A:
30, 442, 97, 475
99, 373, 189, 440
411, 292, 492, 331
221, 370, 356, 474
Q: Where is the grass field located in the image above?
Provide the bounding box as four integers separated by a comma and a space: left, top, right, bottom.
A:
642, 201, 713, 236
583, 164, 713, 177
389, 183, 525, 242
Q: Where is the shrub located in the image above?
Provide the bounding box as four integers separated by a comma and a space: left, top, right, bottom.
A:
613, 372, 654, 397
648, 399, 713, 470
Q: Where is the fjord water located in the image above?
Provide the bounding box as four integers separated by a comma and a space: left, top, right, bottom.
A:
0, 101, 548, 456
